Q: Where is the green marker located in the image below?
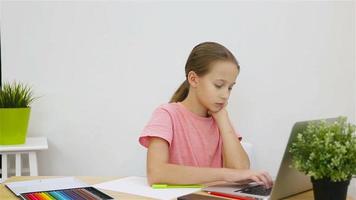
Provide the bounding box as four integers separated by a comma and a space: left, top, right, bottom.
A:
151, 184, 203, 189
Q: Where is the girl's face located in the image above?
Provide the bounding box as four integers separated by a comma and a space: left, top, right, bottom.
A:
195, 61, 239, 113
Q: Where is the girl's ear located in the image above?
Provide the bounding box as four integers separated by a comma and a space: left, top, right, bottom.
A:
187, 71, 199, 88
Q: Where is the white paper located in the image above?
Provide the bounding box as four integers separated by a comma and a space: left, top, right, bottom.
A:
6, 177, 89, 195
93, 176, 201, 200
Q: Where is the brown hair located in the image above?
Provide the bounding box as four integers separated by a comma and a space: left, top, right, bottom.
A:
169, 42, 240, 103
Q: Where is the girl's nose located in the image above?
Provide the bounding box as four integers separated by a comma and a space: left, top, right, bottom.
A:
220, 90, 229, 100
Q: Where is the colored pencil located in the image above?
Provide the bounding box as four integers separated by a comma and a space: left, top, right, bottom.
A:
49, 191, 68, 200
208, 191, 256, 200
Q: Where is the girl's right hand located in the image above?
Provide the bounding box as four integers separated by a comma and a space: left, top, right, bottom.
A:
223, 168, 273, 188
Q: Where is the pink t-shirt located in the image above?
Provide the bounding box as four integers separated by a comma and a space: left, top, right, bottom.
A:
139, 102, 242, 168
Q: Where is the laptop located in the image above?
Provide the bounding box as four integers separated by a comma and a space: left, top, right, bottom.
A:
203, 118, 337, 200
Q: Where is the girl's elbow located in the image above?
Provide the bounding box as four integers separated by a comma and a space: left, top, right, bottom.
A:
236, 154, 250, 169
147, 172, 159, 186
238, 159, 250, 170
147, 164, 163, 185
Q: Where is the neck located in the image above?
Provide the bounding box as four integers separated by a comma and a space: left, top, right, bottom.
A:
180, 91, 209, 117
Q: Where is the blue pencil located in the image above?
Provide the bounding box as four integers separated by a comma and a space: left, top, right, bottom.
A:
57, 191, 73, 200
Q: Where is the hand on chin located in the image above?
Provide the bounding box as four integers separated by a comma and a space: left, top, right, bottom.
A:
208, 103, 228, 120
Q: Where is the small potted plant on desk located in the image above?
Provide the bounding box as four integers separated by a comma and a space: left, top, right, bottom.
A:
289, 116, 356, 200
0, 81, 35, 144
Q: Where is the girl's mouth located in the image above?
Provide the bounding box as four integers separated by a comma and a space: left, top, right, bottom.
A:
215, 103, 224, 107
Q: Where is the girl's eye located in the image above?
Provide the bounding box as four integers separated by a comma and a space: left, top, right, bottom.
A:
215, 84, 223, 89
228, 87, 233, 91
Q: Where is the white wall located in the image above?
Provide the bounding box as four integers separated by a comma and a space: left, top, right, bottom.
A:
1, 1, 354, 178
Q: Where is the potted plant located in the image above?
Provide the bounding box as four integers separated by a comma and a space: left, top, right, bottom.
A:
0, 81, 35, 144
289, 116, 356, 200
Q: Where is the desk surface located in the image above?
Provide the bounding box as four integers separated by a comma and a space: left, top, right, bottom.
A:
0, 176, 354, 200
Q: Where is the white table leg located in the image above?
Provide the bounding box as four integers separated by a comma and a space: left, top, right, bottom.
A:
29, 152, 38, 176
15, 153, 21, 176
1, 153, 8, 180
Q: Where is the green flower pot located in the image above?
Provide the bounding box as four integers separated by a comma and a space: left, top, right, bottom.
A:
0, 108, 31, 145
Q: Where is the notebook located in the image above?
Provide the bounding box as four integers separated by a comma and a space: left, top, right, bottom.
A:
203, 118, 338, 200
5, 177, 114, 200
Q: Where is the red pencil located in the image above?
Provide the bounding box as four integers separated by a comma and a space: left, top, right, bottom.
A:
207, 191, 256, 200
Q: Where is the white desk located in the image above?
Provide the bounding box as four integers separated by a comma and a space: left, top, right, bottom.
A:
1, 176, 355, 200
0, 137, 48, 181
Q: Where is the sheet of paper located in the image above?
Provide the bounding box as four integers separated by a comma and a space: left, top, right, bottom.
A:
93, 176, 201, 200
6, 177, 89, 195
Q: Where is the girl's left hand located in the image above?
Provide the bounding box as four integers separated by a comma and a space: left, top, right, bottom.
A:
209, 103, 229, 122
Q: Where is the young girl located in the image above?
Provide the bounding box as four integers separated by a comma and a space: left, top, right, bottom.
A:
139, 42, 273, 188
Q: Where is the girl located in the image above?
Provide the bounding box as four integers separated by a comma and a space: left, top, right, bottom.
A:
139, 42, 273, 188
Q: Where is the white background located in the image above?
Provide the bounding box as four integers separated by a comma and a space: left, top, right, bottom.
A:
1, 1, 355, 178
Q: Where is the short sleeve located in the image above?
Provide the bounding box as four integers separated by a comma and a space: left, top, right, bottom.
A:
139, 106, 173, 148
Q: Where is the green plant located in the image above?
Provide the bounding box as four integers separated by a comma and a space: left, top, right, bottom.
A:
0, 82, 35, 108
289, 116, 356, 182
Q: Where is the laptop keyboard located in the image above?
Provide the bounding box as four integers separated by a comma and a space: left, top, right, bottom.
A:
236, 185, 272, 196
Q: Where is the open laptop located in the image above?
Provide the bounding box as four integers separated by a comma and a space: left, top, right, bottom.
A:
203, 118, 337, 200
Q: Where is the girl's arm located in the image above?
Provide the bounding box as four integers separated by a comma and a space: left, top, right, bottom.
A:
147, 137, 272, 187
211, 108, 250, 170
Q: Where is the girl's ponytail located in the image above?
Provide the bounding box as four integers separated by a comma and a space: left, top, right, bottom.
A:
169, 80, 189, 103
